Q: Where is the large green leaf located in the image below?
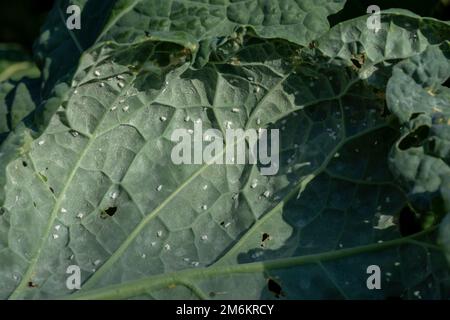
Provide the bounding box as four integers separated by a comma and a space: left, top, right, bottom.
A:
1, 1, 450, 300
318, 9, 450, 88
35, 0, 346, 97
1, 33, 448, 299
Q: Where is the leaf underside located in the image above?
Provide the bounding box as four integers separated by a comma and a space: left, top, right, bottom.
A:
0, 1, 450, 300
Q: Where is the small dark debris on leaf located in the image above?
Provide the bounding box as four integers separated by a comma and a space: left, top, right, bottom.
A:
28, 281, 38, 288
22, 161, 28, 167
308, 41, 317, 49
49, 186, 55, 194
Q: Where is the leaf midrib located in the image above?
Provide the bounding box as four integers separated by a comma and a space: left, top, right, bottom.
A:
68, 226, 437, 300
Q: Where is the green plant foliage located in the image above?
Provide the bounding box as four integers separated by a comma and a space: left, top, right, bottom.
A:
0, 0, 449, 300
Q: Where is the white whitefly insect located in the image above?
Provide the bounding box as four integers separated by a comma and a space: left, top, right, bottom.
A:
184, 116, 190, 122
94, 70, 101, 77
156, 185, 162, 191
201, 235, 208, 241
183, 258, 190, 262
99, 82, 105, 87
394, 262, 401, 266
110, 192, 118, 199
256, 118, 261, 125
255, 86, 261, 93
160, 116, 167, 122
247, 76, 254, 81
192, 261, 200, 267
38, 140, 45, 145
122, 106, 129, 112
141, 254, 146, 259
202, 185, 208, 190
93, 259, 101, 266
224, 222, 231, 228
54, 225, 61, 231
263, 190, 271, 198
52, 234, 59, 240
202, 204, 208, 210
110, 106, 117, 111
70, 131, 79, 137
250, 180, 258, 188
195, 118, 202, 124
74, 89, 78, 94
232, 193, 238, 200
117, 75, 125, 80
386, 272, 392, 277
374, 215, 395, 230
187, 129, 194, 134
119, 99, 125, 104
76, 213, 84, 219
151, 241, 156, 246
164, 243, 171, 251
231, 108, 240, 113
157, 230, 163, 237
61, 208, 67, 213
118, 82, 125, 88
225, 121, 232, 129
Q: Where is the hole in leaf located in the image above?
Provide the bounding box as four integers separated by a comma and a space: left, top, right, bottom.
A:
22, 161, 28, 167
260, 232, 271, 247
399, 205, 422, 236
267, 278, 283, 298
443, 77, 449, 88
101, 207, 117, 218
409, 112, 423, 121
398, 126, 430, 150
351, 58, 362, 69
